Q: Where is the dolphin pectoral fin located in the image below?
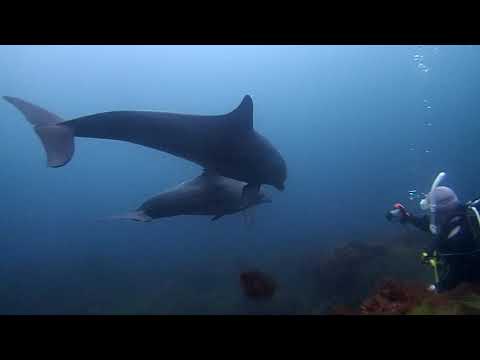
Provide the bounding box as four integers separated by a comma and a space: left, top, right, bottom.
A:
242, 208, 256, 228
241, 183, 260, 207
104, 211, 152, 223
211, 214, 225, 221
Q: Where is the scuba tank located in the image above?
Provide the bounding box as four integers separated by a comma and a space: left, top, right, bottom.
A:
466, 198, 480, 242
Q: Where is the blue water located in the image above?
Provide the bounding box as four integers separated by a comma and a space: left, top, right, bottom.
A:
1, 45, 479, 314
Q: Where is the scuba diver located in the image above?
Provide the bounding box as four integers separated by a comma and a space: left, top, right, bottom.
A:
386, 172, 480, 293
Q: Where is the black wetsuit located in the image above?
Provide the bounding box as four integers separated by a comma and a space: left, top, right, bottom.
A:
406, 204, 480, 292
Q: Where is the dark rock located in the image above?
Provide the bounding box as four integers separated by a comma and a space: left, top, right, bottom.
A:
240, 271, 277, 300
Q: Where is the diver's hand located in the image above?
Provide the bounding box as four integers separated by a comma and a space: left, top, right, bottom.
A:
385, 203, 410, 223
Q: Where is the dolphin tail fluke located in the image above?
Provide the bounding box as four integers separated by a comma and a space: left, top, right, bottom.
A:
102, 211, 153, 223
3, 96, 74, 168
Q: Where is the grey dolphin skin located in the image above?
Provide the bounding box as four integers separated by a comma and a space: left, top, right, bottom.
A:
110, 170, 272, 222
2, 96, 287, 199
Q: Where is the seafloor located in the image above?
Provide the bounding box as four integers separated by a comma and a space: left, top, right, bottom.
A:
2, 228, 480, 315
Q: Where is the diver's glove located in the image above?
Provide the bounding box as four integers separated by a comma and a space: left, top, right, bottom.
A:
386, 203, 410, 224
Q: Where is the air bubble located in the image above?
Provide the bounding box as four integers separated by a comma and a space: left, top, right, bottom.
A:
413, 54, 424, 62
417, 62, 430, 73
409, 191, 417, 200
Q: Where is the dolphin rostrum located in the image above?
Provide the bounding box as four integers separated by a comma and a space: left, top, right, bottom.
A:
3, 96, 287, 201
108, 170, 272, 222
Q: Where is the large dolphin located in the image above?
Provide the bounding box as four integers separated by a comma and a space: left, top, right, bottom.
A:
108, 170, 272, 222
3, 95, 287, 201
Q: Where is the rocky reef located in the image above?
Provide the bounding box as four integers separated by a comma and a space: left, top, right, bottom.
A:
240, 270, 277, 300
313, 233, 432, 309
330, 279, 480, 315
318, 231, 480, 315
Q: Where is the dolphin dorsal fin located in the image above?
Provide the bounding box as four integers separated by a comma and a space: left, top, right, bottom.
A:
227, 95, 253, 131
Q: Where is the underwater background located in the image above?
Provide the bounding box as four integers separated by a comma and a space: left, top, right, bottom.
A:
0, 45, 480, 314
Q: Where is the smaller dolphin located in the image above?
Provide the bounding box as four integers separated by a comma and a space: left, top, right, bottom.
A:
109, 170, 272, 222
